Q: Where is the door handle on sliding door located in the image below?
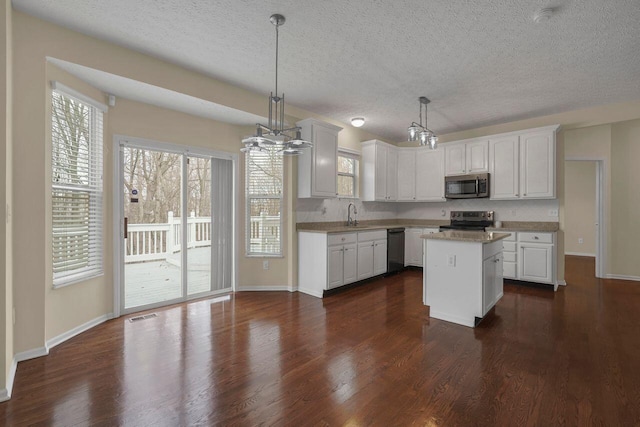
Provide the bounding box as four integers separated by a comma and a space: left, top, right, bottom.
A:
124, 217, 128, 239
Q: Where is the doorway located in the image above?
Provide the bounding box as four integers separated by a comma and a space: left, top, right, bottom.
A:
114, 136, 236, 315
564, 159, 606, 278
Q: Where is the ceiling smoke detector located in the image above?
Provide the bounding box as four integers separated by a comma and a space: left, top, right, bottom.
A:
533, 7, 555, 23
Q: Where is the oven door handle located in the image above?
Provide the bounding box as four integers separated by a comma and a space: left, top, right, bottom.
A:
475, 177, 479, 195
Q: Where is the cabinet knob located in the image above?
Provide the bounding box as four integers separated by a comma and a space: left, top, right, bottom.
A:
534, 236, 539, 240
341, 237, 345, 241
523, 193, 527, 196
371, 243, 375, 247
515, 193, 519, 196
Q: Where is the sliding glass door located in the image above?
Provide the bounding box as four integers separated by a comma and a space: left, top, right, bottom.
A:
118, 139, 235, 314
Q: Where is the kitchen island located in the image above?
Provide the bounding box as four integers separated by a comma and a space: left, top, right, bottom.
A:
422, 230, 511, 327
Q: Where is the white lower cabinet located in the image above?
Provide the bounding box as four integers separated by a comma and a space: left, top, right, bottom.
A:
298, 229, 387, 298
499, 231, 555, 285
357, 229, 387, 280
327, 242, 357, 289
483, 252, 504, 316
405, 227, 439, 267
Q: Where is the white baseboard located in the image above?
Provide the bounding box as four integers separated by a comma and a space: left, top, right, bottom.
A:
236, 285, 296, 292
606, 274, 640, 282
0, 358, 17, 402
297, 287, 323, 298
46, 313, 114, 350
565, 252, 596, 257
15, 346, 49, 363
557, 280, 567, 286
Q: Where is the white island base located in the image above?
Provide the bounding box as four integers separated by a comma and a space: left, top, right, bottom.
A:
423, 231, 509, 328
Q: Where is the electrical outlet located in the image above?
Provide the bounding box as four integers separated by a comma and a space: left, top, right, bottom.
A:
447, 255, 456, 267
441, 209, 447, 217
548, 209, 559, 217
578, 238, 584, 244
263, 260, 269, 270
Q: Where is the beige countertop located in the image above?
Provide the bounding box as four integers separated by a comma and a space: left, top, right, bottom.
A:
297, 220, 558, 234
422, 230, 512, 243
296, 220, 448, 234
485, 221, 559, 232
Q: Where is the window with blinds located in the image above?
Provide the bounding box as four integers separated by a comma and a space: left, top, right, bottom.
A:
51, 90, 104, 287
337, 150, 359, 198
246, 148, 283, 255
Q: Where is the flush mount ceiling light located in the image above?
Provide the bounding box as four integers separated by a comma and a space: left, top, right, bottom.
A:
407, 97, 438, 149
241, 14, 312, 156
351, 117, 365, 127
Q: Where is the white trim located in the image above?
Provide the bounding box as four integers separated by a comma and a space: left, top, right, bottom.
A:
606, 274, 640, 282
45, 313, 113, 350
0, 359, 18, 402
298, 287, 324, 298
50, 80, 108, 112
15, 346, 49, 363
236, 285, 296, 292
337, 147, 361, 157
565, 252, 596, 257
565, 157, 607, 278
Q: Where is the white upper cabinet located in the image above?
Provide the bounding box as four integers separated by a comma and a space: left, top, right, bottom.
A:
520, 129, 556, 199
489, 125, 558, 200
489, 135, 520, 200
297, 118, 343, 198
362, 140, 398, 201
397, 149, 416, 201
396, 147, 445, 202
445, 140, 488, 176
415, 148, 445, 201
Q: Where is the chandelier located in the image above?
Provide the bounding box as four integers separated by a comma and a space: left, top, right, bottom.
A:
407, 97, 438, 149
241, 14, 312, 156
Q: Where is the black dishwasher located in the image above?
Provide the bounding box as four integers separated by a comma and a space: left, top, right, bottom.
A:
387, 228, 405, 274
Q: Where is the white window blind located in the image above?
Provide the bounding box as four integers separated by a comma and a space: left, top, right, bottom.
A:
246, 148, 283, 255
337, 149, 359, 198
51, 89, 104, 287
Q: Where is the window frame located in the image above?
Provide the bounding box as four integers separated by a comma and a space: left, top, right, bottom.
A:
51, 85, 105, 288
245, 147, 284, 257
337, 148, 360, 199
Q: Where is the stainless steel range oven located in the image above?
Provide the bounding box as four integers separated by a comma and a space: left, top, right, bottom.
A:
439, 210, 494, 232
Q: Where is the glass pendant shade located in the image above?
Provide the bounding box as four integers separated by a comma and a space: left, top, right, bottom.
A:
419, 130, 429, 146
429, 134, 438, 149
408, 125, 419, 142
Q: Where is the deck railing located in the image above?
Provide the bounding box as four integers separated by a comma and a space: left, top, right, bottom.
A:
125, 212, 279, 263
125, 211, 211, 263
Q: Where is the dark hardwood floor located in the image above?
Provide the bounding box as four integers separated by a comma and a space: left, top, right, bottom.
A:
1, 256, 639, 426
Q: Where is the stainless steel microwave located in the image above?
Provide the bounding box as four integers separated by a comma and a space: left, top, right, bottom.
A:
445, 173, 490, 199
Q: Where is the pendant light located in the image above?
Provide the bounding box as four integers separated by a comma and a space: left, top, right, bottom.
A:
241, 14, 312, 156
407, 97, 438, 149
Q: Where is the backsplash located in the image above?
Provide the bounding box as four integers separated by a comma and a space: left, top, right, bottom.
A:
396, 198, 559, 222
296, 198, 396, 223
297, 197, 559, 223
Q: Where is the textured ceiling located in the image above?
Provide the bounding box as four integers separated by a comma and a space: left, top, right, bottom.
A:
15, 0, 640, 142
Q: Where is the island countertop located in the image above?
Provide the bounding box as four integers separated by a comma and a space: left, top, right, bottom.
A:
421, 230, 512, 243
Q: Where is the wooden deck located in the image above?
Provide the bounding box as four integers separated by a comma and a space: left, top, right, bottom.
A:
124, 247, 213, 308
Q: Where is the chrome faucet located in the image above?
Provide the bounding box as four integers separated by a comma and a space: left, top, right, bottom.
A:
347, 202, 358, 226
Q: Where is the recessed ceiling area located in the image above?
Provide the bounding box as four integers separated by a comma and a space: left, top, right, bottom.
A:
16, 0, 640, 142
47, 58, 266, 126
